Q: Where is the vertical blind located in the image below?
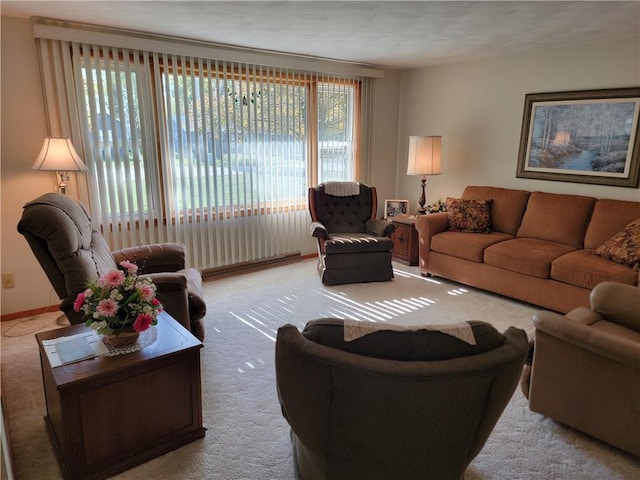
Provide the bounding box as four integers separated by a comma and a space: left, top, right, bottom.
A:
37, 37, 373, 271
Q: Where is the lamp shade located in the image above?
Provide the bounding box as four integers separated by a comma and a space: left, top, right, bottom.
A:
407, 136, 441, 176
32, 138, 88, 172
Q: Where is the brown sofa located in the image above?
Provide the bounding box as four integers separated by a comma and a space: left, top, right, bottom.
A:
275, 318, 528, 480
415, 186, 640, 313
529, 281, 640, 456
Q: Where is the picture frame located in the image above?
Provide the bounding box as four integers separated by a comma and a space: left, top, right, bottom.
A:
384, 199, 409, 219
516, 87, 640, 187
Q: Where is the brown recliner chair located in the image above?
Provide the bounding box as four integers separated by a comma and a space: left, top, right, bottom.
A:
528, 281, 640, 456
308, 182, 395, 285
17, 193, 206, 341
275, 318, 528, 480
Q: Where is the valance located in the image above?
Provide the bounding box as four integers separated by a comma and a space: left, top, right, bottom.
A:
32, 19, 385, 79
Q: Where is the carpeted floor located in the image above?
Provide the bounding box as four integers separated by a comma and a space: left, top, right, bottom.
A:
2, 259, 639, 479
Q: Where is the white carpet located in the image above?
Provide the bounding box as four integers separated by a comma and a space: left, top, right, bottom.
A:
2, 259, 639, 479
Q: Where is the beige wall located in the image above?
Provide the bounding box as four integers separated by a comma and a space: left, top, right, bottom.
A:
396, 36, 640, 210
370, 69, 402, 207
1, 16, 59, 316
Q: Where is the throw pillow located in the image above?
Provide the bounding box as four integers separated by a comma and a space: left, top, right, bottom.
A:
593, 217, 640, 271
446, 197, 492, 233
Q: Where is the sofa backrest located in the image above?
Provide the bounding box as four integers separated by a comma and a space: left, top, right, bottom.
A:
462, 186, 530, 236
584, 199, 640, 250
516, 192, 596, 248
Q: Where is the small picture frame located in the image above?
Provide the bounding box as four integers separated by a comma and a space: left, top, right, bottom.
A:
384, 199, 409, 219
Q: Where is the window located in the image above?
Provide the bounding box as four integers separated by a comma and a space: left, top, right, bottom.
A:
76, 48, 360, 222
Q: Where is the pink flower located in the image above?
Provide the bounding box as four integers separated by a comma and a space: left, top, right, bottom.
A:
138, 283, 155, 302
133, 313, 154, 332
152, 298, 163, 311
73, 292, 86, 312
98, 270, 125, 288
96, 299, 119, 317
119, 260, 138, 274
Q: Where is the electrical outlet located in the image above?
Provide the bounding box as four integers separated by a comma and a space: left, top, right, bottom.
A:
2, 273, 15, 289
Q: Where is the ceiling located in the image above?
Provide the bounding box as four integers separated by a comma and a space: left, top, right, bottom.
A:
2, 1, 639, 69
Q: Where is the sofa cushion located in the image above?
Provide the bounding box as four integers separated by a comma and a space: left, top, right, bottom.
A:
516, 192, 596, 249
584, 199, 640, 250
484, 238, 575, 278
431, 231, 513, 263
551, 250, 638, 289
301, 318, 505, 361
462, 186, 530, 236
593, 218, 640, 272
446, 197, 492, 233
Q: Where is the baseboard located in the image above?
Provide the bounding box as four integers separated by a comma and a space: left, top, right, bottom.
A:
203, 253, 311, 280
1, 305, 59, 322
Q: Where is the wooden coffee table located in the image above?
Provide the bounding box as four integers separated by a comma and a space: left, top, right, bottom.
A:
35, 311, 205, 480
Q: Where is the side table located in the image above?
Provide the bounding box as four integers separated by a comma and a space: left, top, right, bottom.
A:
35, 311, 205, 480
390, 215, 419, 266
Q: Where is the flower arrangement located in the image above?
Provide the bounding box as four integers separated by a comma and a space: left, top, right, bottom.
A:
426, 198, 447, 214
73, 260, 163, 336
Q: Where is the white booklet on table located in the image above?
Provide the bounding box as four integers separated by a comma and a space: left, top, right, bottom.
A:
42, 331, 110, 367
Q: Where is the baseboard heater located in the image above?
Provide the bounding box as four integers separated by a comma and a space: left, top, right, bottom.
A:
202, 252, 303, 280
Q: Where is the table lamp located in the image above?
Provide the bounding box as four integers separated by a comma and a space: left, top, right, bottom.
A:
32, 137, 88, 195
406, 136, 441, 215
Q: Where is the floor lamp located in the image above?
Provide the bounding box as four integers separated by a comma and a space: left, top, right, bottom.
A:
406, 136, 441, 215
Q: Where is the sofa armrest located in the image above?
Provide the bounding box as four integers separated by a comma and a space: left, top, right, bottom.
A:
310, 221, 329, 240
366, 219, 395, 237
533, 310, 640, 369
112, 243, 186, 274
589, 281, 640, 332
414, 212, 449, 273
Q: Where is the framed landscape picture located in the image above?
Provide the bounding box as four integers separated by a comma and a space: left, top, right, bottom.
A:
516, 87, 640, 187
384, 199, 409, 219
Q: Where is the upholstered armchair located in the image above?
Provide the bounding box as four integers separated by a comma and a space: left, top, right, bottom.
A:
17, 193, 206, 341
528, 281, 640, 456
308, 182, 395, 285
276, 318, 528, 480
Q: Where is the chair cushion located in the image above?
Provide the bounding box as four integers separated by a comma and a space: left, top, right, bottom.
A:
324, 234, 393, 254
302, 318, 505, 361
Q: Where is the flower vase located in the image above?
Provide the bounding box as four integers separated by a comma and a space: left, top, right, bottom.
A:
102, 329, 140, 348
